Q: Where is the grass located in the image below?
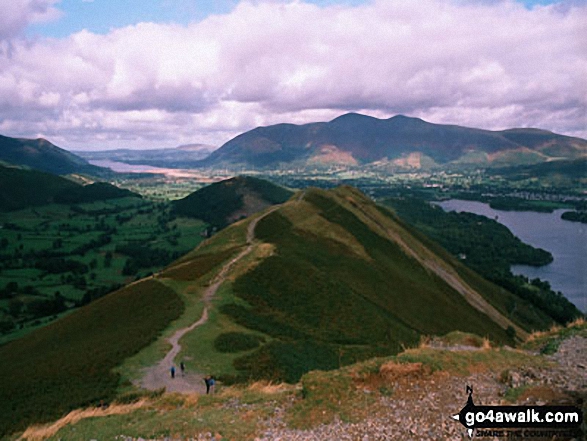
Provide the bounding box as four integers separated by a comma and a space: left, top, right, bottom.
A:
21, 320, 583, 440
0, 279, 183, 438
49, 385, 291, 441
215, 187, 517, 383
523, 317, 587, 354
178, 283, 270, 379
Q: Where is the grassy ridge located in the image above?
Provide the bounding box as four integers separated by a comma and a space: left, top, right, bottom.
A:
0, 279, 183, 438
218, 188, 513, 382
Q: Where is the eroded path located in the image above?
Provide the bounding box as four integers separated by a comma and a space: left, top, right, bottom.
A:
137, 206, 280, 394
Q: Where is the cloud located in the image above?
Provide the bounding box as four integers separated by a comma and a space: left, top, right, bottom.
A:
0, 0, 61, 42
0, 0, 585, 149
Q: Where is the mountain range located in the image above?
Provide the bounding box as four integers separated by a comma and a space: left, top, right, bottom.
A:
200, 113, 587, 169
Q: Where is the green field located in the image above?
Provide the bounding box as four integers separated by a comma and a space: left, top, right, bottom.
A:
0, 197, 206, 342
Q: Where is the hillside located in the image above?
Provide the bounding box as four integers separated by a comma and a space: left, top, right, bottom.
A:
16, 321, 587, 440
172, 176, 293, 228
162, 186, 568, 385
0, 165, 140, 211
0, 134, 103, 175
200, 113, 587, 169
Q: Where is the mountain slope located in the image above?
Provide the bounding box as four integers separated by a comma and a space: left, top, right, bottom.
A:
0, 134, 102, 175
163, 186, 564, 383
200, 113, 587, 169
172, 176, 293, 228
0, 164, 140, 211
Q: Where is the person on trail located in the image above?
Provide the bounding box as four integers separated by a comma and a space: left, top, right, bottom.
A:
180, 361, 185, 376
209, 375, 216, 394
170, 366, 176, 379
204, 375, 211, 394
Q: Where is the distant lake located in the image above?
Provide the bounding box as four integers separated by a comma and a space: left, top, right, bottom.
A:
89, 159, 211, 179
436, 200, 586, 312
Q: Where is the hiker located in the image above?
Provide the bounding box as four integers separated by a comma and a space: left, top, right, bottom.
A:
180, 361, 185, 376
170, 366, 175, 379
209, 375, 216, 394
204, 375, 211, 394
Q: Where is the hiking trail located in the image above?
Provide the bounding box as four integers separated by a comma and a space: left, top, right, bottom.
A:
137, 206, 280, 394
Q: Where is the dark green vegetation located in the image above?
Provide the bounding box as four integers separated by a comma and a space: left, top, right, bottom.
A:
201, 113, 586, 168
491, 158, 587, 189
213, 332, 264, 353
54, 182, 138, 204
0, 134, 102, 175
383, 197, 581, 325
0, 165, 79, 211
213, 187, 540, 383
488, 197, 560, 213
0, 197, 205, 342
173, 176, 293, 228
561, 210, 587, 223
0, 279, 183, 438
0, 165, 140, 212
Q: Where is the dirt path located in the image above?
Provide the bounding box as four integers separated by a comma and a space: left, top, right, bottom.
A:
137, 206, 280, 394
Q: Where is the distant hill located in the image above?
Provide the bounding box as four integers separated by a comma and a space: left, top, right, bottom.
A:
172, 176, 293, 227
0, 134, 103, 175
200, 113, 587, 169
75, 144, 217, 168
0, 165, 140, 211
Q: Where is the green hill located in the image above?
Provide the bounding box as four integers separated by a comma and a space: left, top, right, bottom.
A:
164, 186, 565, 384
172, 176, 293, 228
0, 134, 103, 175
0, 165, 140, 211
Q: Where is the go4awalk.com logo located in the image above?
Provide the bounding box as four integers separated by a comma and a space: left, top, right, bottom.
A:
451, 386, 583, 439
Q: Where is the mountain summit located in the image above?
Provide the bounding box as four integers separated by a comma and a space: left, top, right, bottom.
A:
201, 114, 587, 169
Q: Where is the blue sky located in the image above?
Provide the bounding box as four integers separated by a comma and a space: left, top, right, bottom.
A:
28, 0, 566, 39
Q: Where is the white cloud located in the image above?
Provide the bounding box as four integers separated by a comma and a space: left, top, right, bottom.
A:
0, 0, 61, 42
0, 0, 585, 149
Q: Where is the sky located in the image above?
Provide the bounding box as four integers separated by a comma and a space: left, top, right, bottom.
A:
0, 0, 585, 150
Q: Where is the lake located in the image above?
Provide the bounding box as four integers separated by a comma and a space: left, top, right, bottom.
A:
89, 159, 220, 180
436, 200, 586, 312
